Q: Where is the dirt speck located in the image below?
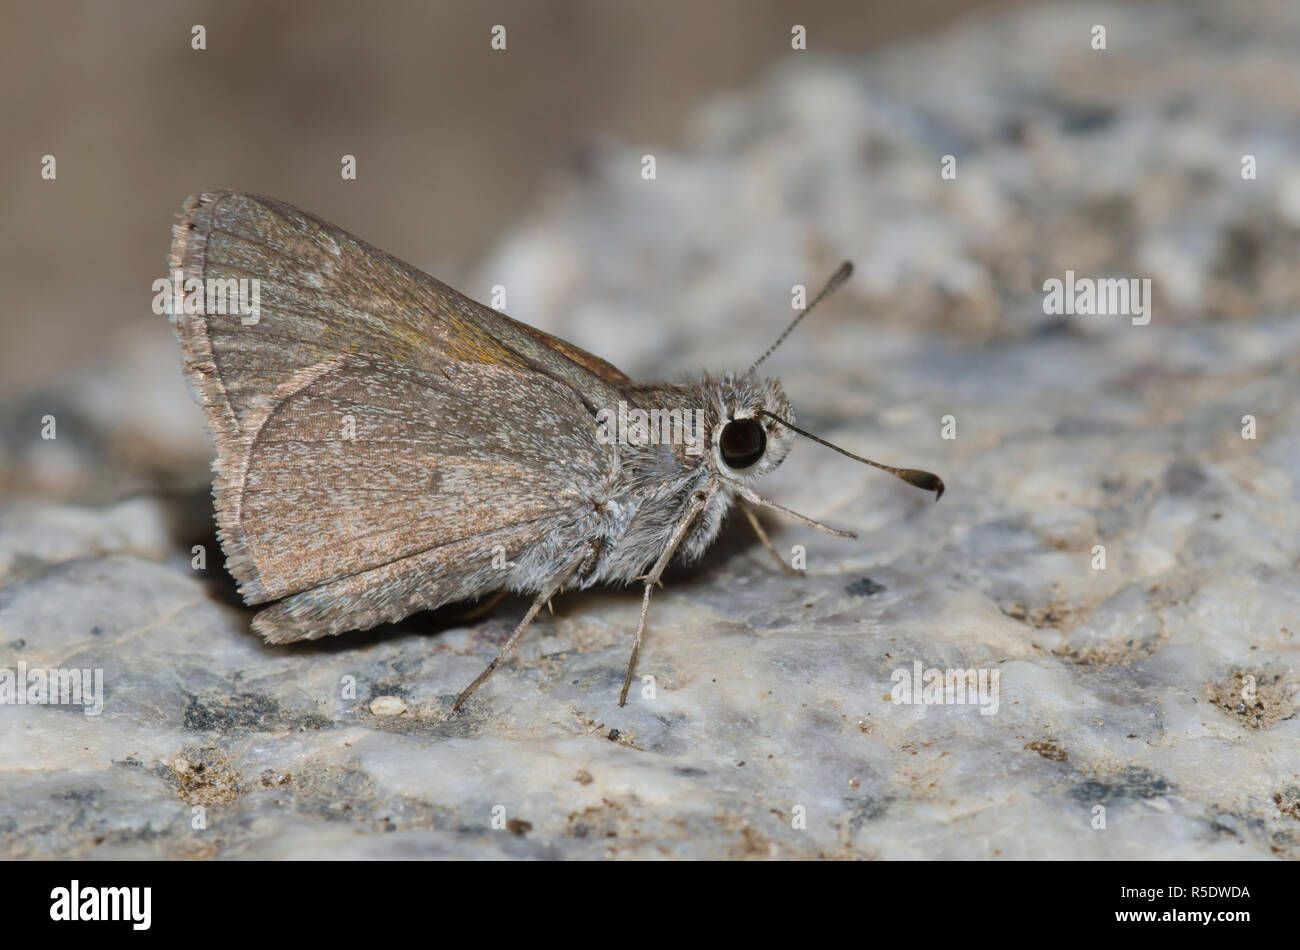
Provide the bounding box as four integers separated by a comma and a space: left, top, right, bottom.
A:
1024, 740, 1068, 762
1206, 668, 1297, 730
165, 746, 242, 805
846, 577, 886, 597
1275, 786, 1300, 822
260, 769, 292, 788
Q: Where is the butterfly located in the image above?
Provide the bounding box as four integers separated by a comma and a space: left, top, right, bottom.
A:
165, 191, 942, 709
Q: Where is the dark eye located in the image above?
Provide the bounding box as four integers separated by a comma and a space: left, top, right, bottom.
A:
719, 418, 766, 470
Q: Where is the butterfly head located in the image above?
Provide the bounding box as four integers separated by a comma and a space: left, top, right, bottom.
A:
698, 259, 943, 503
705, 372, 796, 479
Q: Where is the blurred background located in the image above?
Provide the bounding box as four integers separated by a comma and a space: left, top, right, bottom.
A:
2, 0, 1010, 401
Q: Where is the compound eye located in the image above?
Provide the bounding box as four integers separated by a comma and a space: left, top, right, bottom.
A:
719, 418, 767, 470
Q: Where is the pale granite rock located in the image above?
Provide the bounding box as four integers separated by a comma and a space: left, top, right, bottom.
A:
1, 0, 1297, 859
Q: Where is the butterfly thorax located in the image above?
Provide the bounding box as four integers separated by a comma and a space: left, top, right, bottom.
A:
558, 372, 795, 589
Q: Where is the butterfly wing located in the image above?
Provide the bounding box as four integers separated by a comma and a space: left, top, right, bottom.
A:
167, 191, 621, 642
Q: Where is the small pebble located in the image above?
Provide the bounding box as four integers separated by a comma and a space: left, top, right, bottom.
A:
369, 696, 408, 716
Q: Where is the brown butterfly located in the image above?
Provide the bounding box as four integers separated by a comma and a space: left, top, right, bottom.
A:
166, 192, 942, 710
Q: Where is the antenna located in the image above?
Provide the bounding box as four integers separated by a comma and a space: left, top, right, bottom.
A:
749, 260, 853, 373
757, 409, 944, 501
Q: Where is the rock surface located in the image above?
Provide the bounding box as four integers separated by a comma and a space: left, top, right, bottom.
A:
2, 0, 1298, 859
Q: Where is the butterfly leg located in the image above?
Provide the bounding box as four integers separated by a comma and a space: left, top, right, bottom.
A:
453, 565, 579, 712
619, 487, 714, 707
740, 501, 804, 576
728, 483, 858, 540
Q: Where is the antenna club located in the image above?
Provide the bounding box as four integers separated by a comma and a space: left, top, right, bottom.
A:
756, 409, 945, 501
